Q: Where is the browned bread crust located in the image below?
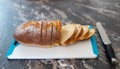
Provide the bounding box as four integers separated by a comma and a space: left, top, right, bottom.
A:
14, 20, 62, 47
14, 21, 95, 47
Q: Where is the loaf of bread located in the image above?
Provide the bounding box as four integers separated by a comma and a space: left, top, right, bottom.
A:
14, 20, 62, 47
14, 20, 95, 47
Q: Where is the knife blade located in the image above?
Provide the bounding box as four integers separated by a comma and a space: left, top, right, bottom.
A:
96, 22, 118, 64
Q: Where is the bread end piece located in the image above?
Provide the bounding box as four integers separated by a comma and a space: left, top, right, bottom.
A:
85, 29, 96, 39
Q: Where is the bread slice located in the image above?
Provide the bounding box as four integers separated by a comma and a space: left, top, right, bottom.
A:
41, 21, 47, 46
79, 26, 89, 40
56, 20, 62, 44
76, 25, 83, 40
57, 20, 62, 32
74, 24, 83, 39
51, 21, 59, 45
85, 29, 95, 39
38, 21, 42, 45
46, 22, 52, 46
61, 24, 77, 46
69, 24, 83, 43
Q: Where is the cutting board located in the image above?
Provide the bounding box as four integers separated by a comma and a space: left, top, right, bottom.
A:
7, 26, 99, 59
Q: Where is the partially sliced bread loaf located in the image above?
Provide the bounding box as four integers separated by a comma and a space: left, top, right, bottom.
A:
14, 20, 62, 47
14, 21, 96, 47
61, 24, 77, 46
79, 26, 89, 40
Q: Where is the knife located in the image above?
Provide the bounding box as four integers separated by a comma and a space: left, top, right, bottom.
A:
96, 22, 118, 64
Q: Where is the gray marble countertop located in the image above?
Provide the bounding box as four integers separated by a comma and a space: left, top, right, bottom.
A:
0, 0, 120, 69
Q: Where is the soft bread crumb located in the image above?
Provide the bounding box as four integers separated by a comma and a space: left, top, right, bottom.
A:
61, 24, 76, 45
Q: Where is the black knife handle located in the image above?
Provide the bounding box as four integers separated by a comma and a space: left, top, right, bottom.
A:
105, 44, 118, 64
